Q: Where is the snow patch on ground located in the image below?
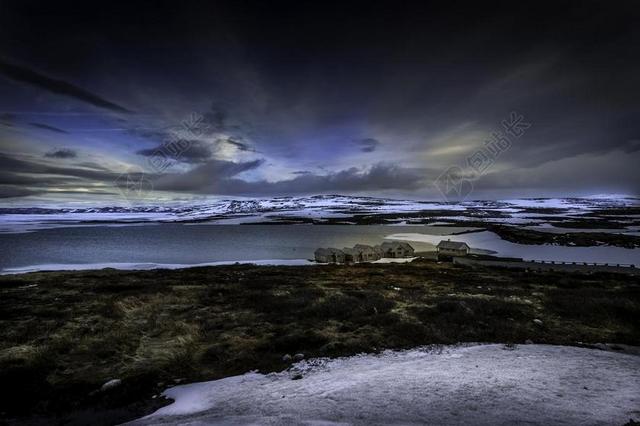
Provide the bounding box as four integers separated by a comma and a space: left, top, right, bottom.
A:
3, 195, 638, 233
129, 344, 640, 426
371, 257, 417, 264
0, 259, 314, 275
386, 231, 640, 264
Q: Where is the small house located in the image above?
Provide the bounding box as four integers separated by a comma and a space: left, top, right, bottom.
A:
342, 247, 363, 263
314, 241, 414, 263
380, 241, 415, 258
354, 244, 381, 261
436, 240, 470, 259
314, 247, 346, 263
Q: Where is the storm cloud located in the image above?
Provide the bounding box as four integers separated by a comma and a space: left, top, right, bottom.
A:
154, 161, 426, 196
45, 148, 77, 158
356, 138, 380, 153
0, 1, 638, 201
30, 122, 68, 134
136, 141, 214, 164
0, 59, 131, 113
0, 153, 117, 186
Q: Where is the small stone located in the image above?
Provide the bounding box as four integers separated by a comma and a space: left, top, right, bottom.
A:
533, 319, 543, 326
293, 353, 305, 361
100, 379, 122, 392
291, 374, 303, 380
282, 354, 292, 362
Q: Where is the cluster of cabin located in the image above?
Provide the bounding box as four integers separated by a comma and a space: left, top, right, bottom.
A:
314, 242, 415, 264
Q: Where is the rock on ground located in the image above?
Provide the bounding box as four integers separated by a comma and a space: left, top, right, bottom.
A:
128, 344, 640, 426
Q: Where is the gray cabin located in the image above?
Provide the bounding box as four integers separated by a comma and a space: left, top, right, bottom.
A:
314, 247, 346, 263
342, 247, 362, 263
314, 242, 414, 263
380, 241, 415, 258
354, 244, 381, 261
342, 244, 382, 263
436, 240, 470, 258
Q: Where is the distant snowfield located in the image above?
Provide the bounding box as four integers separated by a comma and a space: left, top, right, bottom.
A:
128, 344, 640, 426
1, 195, 638, 233
386, 231, 640, 264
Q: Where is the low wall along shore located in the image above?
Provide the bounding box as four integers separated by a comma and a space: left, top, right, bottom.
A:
453, 256, 639, 275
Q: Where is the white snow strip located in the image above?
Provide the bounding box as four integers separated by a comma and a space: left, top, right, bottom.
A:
128, 344, 640, 426
371, 257, 417, 263
0, 259, 315, 275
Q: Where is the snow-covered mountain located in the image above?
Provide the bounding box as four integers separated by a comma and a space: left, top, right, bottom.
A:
0, 194, 638, 233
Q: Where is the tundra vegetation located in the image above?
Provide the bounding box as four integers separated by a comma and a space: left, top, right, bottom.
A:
0, 260, 638, 424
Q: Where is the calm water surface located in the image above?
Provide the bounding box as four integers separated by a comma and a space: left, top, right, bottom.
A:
0, 224, 442, 270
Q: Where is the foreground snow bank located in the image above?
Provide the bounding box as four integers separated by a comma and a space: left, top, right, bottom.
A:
129, 344, 640, 426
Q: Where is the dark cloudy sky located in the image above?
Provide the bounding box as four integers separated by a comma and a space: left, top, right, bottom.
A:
0, 0, 639, 203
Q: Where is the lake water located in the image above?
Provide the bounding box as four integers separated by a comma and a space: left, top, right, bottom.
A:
1, 224, 638, 273
0, 224, 447, 272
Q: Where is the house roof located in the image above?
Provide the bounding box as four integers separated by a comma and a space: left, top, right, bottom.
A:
436, 240, 470, 250
314, 247, 344, 255
316, 242, 414, 257
380, 241, 414, 250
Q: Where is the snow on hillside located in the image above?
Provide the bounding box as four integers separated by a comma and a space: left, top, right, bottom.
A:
129, 344, 640, 426
0, 195, 638, 233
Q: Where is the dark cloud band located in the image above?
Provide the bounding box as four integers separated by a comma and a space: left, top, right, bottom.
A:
0, 59, 131, 114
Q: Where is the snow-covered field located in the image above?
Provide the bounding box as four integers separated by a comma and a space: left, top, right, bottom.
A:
129, 344, 640, 426
371, 257, 418, 264
386, 231, 640, 264
1, 195, 638, 233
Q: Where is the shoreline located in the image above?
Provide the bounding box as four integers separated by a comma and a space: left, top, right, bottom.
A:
0, 259, 316, 275
0, 257, 420, 275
